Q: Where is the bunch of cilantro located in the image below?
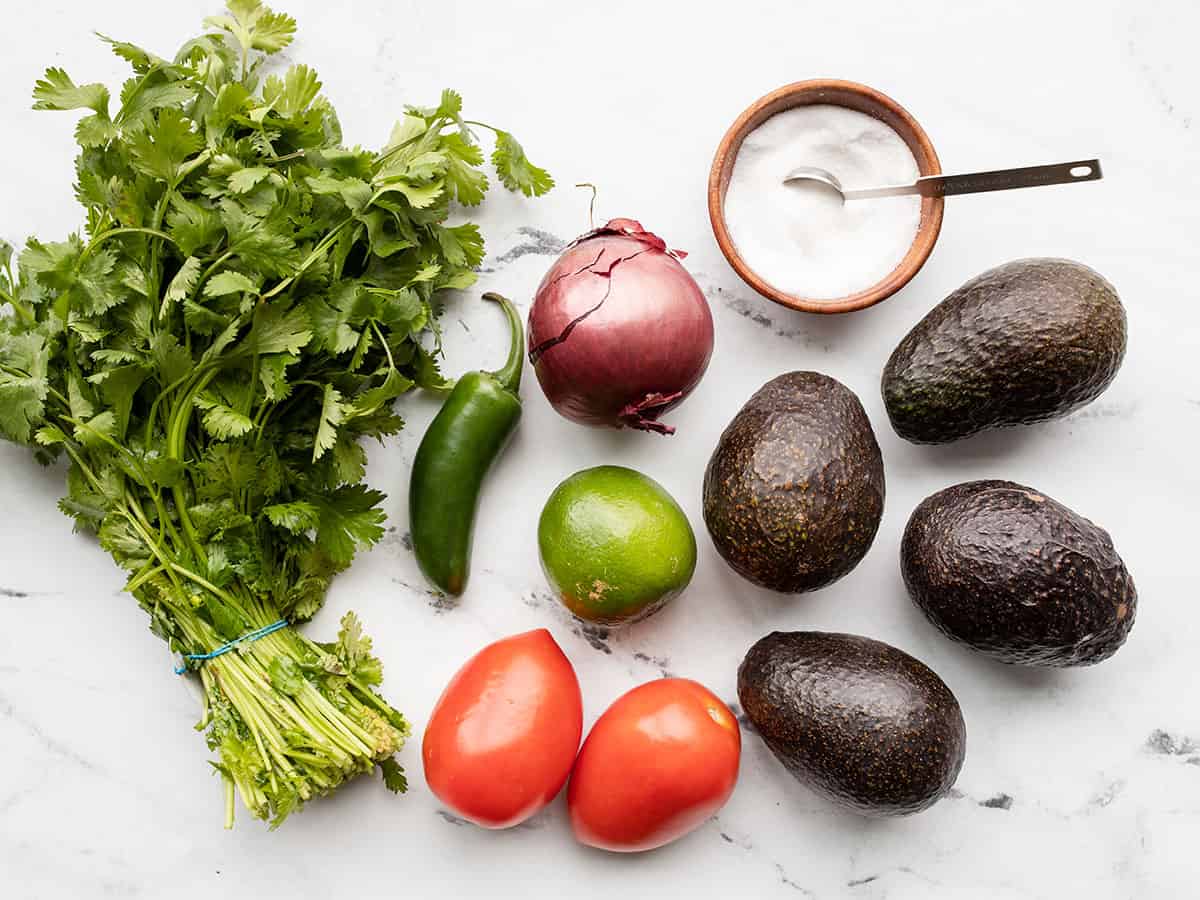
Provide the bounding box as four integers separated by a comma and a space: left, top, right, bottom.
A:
0, 0, 551, 828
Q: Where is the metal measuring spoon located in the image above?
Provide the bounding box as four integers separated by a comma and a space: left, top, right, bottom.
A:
783, 159, 1102, 202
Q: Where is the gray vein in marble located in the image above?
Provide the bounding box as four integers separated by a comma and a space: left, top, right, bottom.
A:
690, 271, 832, 349
381, 525, 413, 554
631, 651, 673, 678
0, 586, 30, 598
775, 863, 814, 895
847, 874, 879, 887
1066, 400, 1139, 422
492, 227, 567, 264
718, 288, 832, 350
522, 589, 615, 654
387, 574, 453, 614
713, 816, 753, 851
978, 792, 1014, 810
1146, 728, 1200, 764
437, 808, 547, 831
1127, 14, 1196, 133
1087, 779, 1126, 810
846, 867, 947, 895
0, 776, 43, 815
572, 621, 612, 655
0, 690, 98, 772
478, 227, 568, 274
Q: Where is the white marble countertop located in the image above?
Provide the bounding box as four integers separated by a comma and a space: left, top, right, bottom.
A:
2, 1, 1198, 897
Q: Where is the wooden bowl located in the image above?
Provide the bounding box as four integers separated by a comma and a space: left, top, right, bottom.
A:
708, 79, 943, 314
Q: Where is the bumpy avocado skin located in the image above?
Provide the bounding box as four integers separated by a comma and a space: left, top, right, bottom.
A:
737, 631, 966, 817
882, 258, 1127, 444
902, 480, 1137, 667
702, 372, 885, 594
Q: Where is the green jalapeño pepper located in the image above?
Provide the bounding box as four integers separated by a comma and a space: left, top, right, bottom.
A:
409, 293, 524, 596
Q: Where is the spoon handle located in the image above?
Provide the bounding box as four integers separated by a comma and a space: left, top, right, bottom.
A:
844, 159, 1103, 200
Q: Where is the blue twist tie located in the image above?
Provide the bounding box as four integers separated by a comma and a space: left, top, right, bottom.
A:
174, 619, 289, 674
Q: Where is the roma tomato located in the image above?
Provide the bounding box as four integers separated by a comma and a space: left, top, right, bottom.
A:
568, 678, 740, 852
423, 629, 583, 828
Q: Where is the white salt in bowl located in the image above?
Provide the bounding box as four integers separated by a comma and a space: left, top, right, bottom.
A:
708, 79, 944, 315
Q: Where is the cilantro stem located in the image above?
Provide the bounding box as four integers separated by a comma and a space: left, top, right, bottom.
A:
78, 224, 178, 273
259, 220, 353, 301
0, 287, 34, 326
88, 226, 178, 249
112, 66, 161, 127
145, 192, 173, 307
223, 777, 236, 831
117, 501, 189, 597
369, 320, 395, 370
124, 562, 166, 594
195, 251, 235, 298
372, 119, 450, 171
166, 562, 240, 606
144, 486, 182, 547
164, 367, 217, 562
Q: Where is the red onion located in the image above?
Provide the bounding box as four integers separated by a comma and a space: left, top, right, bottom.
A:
527, 218, 714, 435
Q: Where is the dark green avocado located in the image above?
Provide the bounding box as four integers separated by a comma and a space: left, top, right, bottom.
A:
702, 372, 884, 593
902, 480, 1136, 667
737, 631, 965, 817
882, 258, 1126, 444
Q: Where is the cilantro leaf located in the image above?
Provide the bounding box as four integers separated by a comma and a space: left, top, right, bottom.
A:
378, 757, 408, 794
0, 332, 49, 442
32, 68, 110, 115
268, 655, 304, 696
257, 352, 295, 400
117, 81, 196, 127
315, 485, 386, 565
264, 501, 320, 533
165, 197, 224, 256
204, 270, 259, 298
348, 369, 414, 418
442, 133, 488, 206
247, 303, 311, 355
435, 223, 485, 268
435, 89, 463, 121
335, 610, 383, 684
206, 1, 297, 56
228, 166, 273, 194
196, 396, 254, 440
313, 384, 345, 462
262, 64, 321, 118
76, 114, 119, 148
491, 130, 554, 197
183, 299, 227, 334
97, 33, 166, 73
128, 108, 204, 183
380, 179, 444, 210
163, 256, 202, 311
94, 365, 149, 439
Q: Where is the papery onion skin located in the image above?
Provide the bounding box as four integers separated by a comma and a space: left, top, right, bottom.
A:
527, 219, 714, 435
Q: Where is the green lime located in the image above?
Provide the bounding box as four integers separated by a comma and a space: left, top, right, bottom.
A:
537, 465, 697, 625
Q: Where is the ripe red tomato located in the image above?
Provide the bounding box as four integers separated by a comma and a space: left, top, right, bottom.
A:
568, 678, 741, 852
422, 628, 583, 828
